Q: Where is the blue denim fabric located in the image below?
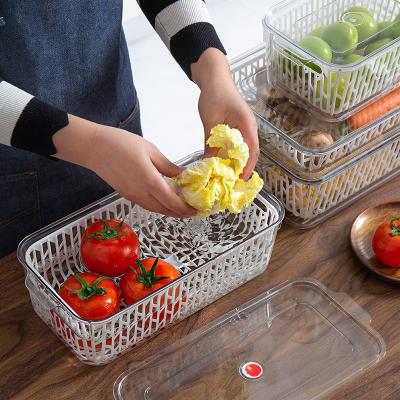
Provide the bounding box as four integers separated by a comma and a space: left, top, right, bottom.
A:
0, 1, 138, 126
0, 1, 142, 256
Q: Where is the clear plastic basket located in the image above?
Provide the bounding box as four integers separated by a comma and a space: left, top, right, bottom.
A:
113, 279, 385, 400
231, 45, 400, 176
264, 0, 400, 118
256, 130, 400, 228
17, 152, 284, 365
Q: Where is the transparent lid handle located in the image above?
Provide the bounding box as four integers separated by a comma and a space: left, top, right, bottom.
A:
327, 290, 372, 327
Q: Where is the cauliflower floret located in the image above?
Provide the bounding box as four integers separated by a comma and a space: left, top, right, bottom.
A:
170, 124, 264, 217
206, 124, 249, 175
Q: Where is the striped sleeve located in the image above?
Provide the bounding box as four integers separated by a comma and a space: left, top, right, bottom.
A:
138, 0, 226, 78
0, 80, 69, 156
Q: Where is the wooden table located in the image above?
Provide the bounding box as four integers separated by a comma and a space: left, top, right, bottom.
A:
2, 178, 400, 400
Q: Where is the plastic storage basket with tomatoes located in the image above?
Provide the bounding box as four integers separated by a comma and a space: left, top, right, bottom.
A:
18, 152, 284, 365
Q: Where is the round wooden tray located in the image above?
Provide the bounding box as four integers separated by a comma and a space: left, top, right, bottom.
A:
351, 202, 400, 285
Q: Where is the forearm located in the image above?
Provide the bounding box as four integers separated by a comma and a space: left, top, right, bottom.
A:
0, 79, 69, 156
138, 0, 226, 79
191, 47, 232, 89
52, 115, 98, 168
0, 78, 103, 169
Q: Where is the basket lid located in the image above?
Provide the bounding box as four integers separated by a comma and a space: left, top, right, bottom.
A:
113, 279, 385, 400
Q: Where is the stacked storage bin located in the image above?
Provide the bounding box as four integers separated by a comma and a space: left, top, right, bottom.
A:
232, 0, 400, 227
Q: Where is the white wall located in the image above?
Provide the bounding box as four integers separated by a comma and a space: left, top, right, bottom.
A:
122, 0, 142, 22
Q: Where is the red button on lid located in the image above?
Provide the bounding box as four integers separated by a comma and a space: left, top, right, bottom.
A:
240, 362, 263, 380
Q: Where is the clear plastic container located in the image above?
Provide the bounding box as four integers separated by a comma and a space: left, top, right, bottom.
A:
17, 152, 284, 365
263, 0, 400, 118
256, 129, 400, 228
113, 278, 385, 400
231, 45, 400, 175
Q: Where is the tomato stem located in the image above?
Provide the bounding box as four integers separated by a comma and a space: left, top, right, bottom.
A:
65, 273, 107, 300
85, 219, 127, 241
390, 216, 400, 236
133, 258, 169, 288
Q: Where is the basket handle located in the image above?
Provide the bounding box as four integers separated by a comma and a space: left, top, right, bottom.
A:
50, 304, 90, 337
25, 274, 58, 309
25, 274, 88, 336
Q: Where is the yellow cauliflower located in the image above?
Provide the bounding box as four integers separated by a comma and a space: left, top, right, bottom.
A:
271, 167, 348, 211
170, 124, 263, 217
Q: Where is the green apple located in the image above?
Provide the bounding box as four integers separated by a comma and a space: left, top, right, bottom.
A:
321, 21, 358, 56
284, 36, 332, 77
365, 37, 393, 55
342, 11, 378, 47
316, 72, 346, 109
335, 53, 371, 83
309, 25, 326, 37
343, 6, 373, 18
299, 36, 333, 64
335, 53, 364, 64
377, 21, 395, 39
384, 14, 400, 39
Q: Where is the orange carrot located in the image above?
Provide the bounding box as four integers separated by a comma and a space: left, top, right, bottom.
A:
347, 86, 400, 131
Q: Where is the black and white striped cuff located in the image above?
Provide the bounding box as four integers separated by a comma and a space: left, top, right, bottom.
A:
139, 0, 226, 78
0, 81, 69, 156
170, 22, 226, 77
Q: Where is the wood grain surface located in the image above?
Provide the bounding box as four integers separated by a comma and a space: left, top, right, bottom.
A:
2, 176, 400, 400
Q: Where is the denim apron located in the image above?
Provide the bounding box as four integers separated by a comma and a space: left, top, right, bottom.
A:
0, 1, 142, 256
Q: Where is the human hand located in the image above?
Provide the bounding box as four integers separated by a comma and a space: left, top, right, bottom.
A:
53, 116, 196, 218
192, 49, 259, 180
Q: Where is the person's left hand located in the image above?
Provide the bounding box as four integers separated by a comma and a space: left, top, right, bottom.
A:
192, 49, 259, 180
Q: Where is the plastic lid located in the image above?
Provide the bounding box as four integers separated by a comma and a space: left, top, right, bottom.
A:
265, 1, 400, 65
113, 279, 385, 400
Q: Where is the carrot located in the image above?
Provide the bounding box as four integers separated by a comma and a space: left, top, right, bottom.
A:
347, 86, 400, 131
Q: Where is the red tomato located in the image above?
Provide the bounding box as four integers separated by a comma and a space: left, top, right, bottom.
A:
120, 258, 184, 326
80, 219, 140, 277
58, 272, 121, 320
372, 216, 400, 267
120, 257, 181, 304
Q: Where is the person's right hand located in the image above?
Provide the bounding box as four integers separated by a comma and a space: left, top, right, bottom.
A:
53, 115, 196, 218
